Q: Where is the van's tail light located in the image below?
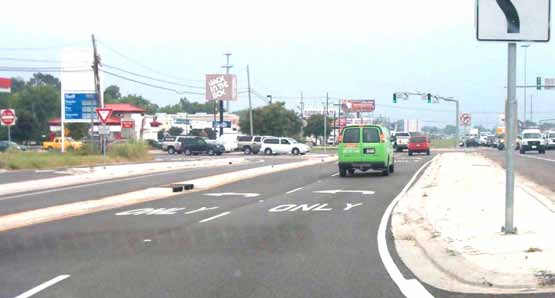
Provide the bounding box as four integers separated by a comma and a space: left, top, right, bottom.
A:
380, 133, 385, 143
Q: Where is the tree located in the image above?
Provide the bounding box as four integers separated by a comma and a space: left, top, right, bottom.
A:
117, 94, 159, 114
28, 73, 61, 89
443, 125, 457, 135
239, 102, 301, 137
157, 128, 166, 140
168, 126, 184, 136
66, 123, 89, 140
304, 114, 332, 138
422, 126, 439, 134
103, 85, 122, 102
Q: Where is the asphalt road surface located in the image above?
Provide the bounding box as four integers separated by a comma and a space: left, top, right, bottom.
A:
479, 148, 555, 192
0, 156, 300, 216
0, 152, 552, 298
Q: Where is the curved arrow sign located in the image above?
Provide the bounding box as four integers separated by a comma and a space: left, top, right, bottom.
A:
496, 0, 520, 33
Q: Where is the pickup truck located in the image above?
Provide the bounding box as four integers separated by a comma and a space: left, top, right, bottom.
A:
393, 132, 410, 152
42, 137, 82, 151
161, 136, 188, 154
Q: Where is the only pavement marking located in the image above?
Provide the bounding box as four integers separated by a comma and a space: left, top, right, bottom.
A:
14, 275, 70, 298
285, 187, 303, 194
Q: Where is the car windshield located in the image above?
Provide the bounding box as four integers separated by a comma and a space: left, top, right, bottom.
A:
523, 133, 542, 139
410, 137, 427, 143
288, 138, 297, 144
396, 133, 410, 137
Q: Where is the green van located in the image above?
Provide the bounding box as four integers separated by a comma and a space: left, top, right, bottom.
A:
338, 125, 395, 177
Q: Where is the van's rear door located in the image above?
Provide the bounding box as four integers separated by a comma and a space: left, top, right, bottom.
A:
339, 127, 361, 162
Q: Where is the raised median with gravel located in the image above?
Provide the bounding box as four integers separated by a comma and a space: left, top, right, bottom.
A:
392, 152, 555, 294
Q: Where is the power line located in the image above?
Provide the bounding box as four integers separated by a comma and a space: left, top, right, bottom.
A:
0, 43, 83, 51
97, 39, 202, 83
101, 69, 205, 95
0, 57, 61, 63
0, 66, 90, 73
103, 64, 204, 89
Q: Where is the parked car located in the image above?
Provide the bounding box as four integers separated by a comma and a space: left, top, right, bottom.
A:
519, 129, 546, 154
0, 141, 26, 152
393, 132, 410, 152
546, 131, 555, 150
338, 125, 394, 177
216, 134, 239, 152
42, 137, 82, 151
407, 136, 430, 156
260, 137, 310, 155
237, 135, 268, 155
161, 136, 188, 154
180, 136, 225, 156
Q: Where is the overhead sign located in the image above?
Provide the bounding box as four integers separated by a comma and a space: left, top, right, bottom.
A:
476, 0, 551, 42
341, 100, 375, 113
545, 78, 555, 90
212, 120, 231, 129
0, 78, 12, 93
96, 108, 112, 124
64, 93, 99, 123
205, 74, 237, 101
0, 109, 16, 126
460, 113, 472, 126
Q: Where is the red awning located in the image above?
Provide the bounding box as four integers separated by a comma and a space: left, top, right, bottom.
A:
104, 103, 145, 113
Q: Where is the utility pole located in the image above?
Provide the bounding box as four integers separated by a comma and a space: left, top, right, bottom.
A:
246, 65, 254, 136
222, 53, 233, 131
324, 92, 329, 152
92, 34, 103, 154
530, 94, 534, 122
521, 45, 530, 127
300, 91, 304, 137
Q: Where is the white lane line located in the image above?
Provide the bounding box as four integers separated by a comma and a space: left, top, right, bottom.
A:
331, 173, 339, 177
286, 187, 303, 194
377, 157, 436, 298
519, 154, 555, 162
199, 211, 231, 223
14, 275, 70, 298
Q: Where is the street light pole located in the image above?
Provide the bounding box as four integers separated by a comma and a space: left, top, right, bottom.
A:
521, 44, 530, 127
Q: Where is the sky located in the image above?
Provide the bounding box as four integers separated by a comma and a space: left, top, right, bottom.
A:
1, 0, 555, 128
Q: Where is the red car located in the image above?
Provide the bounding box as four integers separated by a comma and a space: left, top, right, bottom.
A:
408, 136, 430, 156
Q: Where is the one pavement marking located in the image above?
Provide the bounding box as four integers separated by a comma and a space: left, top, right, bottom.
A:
377, 157, 435, 298
314, 190, 375, 195
285, 187, 303, 194
14, 275, 70, 298
204, 193, 260, 198
331, 173, 339, 177
199, 211, 230, 223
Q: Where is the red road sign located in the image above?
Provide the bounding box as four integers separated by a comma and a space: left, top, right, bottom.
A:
460, 113, 471, 126
0, 109, 16, 126
96, 108, 112, 124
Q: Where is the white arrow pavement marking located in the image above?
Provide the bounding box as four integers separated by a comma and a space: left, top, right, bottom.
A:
313, 190, 375, 195
14, 275, 71, 298
204, 193, 260, 198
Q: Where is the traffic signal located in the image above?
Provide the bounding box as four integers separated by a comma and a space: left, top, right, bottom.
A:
393, 93, 397, 103
537, 76, 542, 90
427, 93, 432, 104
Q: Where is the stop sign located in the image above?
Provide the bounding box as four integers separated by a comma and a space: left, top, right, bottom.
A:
0, 109, 16, 126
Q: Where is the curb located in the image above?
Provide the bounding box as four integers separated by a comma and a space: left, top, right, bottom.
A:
392, 152, 555, 293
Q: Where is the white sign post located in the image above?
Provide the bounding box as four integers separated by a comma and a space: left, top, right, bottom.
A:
477, 0, 551, 234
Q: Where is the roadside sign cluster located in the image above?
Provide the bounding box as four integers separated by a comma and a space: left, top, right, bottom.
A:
460, 113, 471, 126
0, 77, 12, 93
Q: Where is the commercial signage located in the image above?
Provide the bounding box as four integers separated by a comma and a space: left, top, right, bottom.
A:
0, 78, 12, 93
121, 120, 135, 129
212, 120, 231, 128
0, 109, 16, 126
341, 100, 375, 113
476, 0, 551, 42
205, 74, 237, 101
64, 93, 99, 123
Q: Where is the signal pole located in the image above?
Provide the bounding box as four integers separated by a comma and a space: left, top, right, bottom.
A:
300, 91, 304, 137
324, 92, 329, 152
92, 34, 103, 153
221, 53, 233, 135
246, 65, 254, 136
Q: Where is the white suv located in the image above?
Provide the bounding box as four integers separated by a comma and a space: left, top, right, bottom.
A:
546, 131, 555, 150
520, 129, 546, 154
260, 137, 310, 155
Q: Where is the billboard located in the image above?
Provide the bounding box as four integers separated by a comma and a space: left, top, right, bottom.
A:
64, 93, 99, 122
0, 78, 12, 93
205, 74, 237, 101
341, 100, 375, 113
